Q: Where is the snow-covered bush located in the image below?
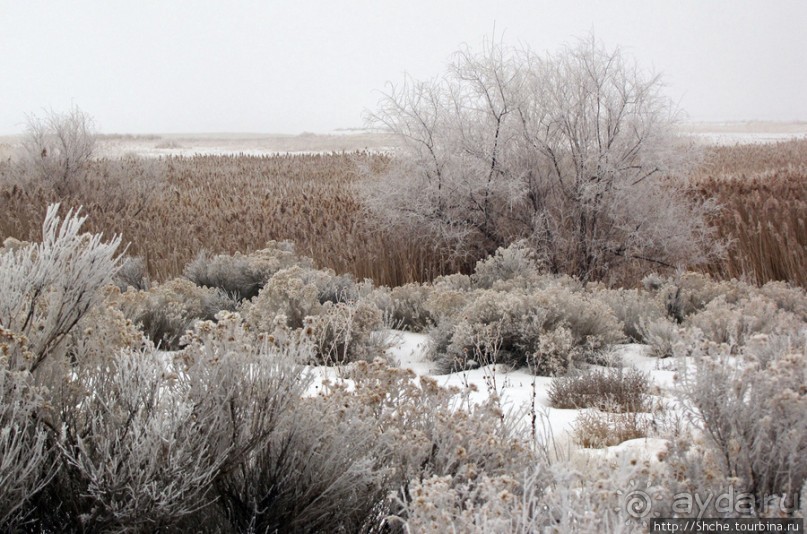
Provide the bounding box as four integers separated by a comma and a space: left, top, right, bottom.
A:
113, 255, 149, 291
65, 287, 146, 363
639, 317, 690, 358
304, 298, 390, 365
386, 282, 434, 331
393, 470, 547, 533
46, 347, 225, 532
184, 240, 313, 301
0, 204, 122, 372
471, 240, 543, 289
0, 367, 54, 531
116, 278, 236, 350
549, 368, 650, 412
655, 272, 747, 323
596, 287, 667, 342
682, 333, 807, 514
759, 280, 807, 321
240, 265, 327, 331
687, 294, 803, 349
429, 283, 623, 375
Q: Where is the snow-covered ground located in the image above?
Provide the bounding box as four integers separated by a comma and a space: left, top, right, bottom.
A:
688, 131, 807, 146
679, 121, 807, 146
92, 132, 399, 158
306, 330, 692, 462
3, 123, 805, 161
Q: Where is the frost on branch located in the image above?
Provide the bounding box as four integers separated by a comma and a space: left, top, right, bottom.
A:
0, 203, 122, 372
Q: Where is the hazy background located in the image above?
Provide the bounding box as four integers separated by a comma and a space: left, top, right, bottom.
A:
1, 0, 805, 134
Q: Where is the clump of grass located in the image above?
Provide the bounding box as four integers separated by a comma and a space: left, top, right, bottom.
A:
574, 410, 651, 448
549, 367, 650, 412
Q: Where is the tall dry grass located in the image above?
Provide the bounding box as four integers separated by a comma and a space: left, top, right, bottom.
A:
692, 138, 807, 287
2, 139, 805, 288
0, 153, 468, 286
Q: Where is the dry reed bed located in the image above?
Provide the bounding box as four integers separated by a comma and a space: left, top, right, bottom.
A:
692, 138, 807, 287
0, 153, 466, 286
2, 140, 805, 288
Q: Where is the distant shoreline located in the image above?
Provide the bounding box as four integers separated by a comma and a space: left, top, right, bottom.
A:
2, 123, 806, 160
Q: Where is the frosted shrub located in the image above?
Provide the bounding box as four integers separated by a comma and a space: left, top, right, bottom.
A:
399, 451, 673, 532
430, 289, 546, 372
176, 313, 367, 533
305, 298, 390, 365
432, 272, 473, 291
688, 294, 802, 349
336, 360, 534, 490
573, 410, 651, 448
387, 282, 434, 331
530, 325, 575, 376
365, 284, 394, 315
662, 433, 738, 518
656, 272, 747, 323
176, 312, 383, 531
210, 356, 529, 532
317, 271, 362, 304
240, 265, 326, 331
48, 347, 226, 532
241, 269, 390, 365
549, 368, 650, 412
64, 288, 146, 364
596, 288, 666, 342
0, 204, 121, 372
176, 311, 268, 366
395, 470, 546, 533
113, 255, 149, 291
17, 106, 95, 187
118, 278, 236, 351
639, 317, 690, 358
221, 392, 389, 533
682, 334, 807, 514
471, 240, 542, 289
759, 280, 807, 321
0, 367, 54, 531
534, 285, 623, 359
540, 453, 672, 532
429, 284, 622, 375
424, 286, 472, 323
184, 240, 313, 301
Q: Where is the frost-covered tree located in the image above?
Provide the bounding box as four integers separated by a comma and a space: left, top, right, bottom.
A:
367, 36, 720, 283
19, 106, 96, 186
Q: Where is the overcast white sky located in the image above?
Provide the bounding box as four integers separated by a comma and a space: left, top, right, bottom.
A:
1, 1, 805, 134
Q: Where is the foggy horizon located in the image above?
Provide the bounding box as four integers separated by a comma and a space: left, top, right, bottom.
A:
2, 0, 806, 135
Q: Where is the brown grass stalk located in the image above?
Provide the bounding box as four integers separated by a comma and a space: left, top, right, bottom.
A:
0, 153, 470, 286
691, 139, 807, 287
